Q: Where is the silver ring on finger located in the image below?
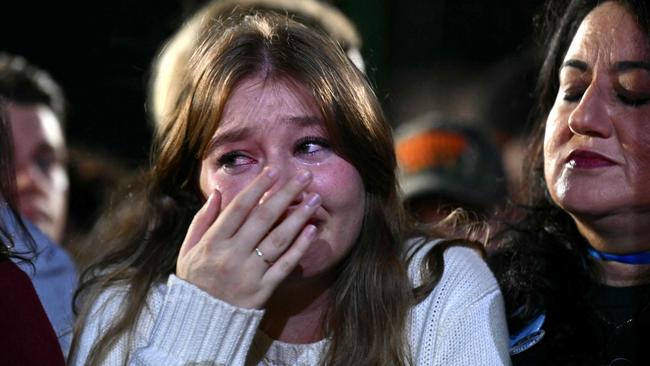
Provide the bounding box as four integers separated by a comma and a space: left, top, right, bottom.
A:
255, 247, 264, 257
254, 247, 274, 265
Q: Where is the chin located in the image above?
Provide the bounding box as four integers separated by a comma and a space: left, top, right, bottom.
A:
284, 238, 352, 283
291, 257, 334, 281
551, 176, 619, 215
280, 263, 335, 286
553, 191, 632, 220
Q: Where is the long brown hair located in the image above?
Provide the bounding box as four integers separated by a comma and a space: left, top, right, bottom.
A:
148, 0, 363, 129
70, 11, 455, 366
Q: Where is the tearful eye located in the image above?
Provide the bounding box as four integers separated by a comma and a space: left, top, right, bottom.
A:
217, 151, 256, 173
295, 137, 331, 157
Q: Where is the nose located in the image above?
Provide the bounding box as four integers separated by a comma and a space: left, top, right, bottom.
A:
16, 163, 49, 196
263, 161, 308, 206
567, 83, 612, 138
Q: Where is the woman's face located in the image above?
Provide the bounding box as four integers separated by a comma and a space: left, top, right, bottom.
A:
544, 2, 650, 219
198, 74, 366, 280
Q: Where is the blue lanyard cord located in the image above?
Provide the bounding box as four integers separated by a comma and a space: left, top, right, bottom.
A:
587, 247, 650, 265
509, 313, 546, 355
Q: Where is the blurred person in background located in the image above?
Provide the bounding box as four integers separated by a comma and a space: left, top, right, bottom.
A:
395, 111, 507, 224
0, 52, 77, 356
63, 144, 132, 269
0, 51, 132, 272
0, 103, 65, 365
149, 0, 365, 132
0, 53, 68, 244
480, 48, 540, 203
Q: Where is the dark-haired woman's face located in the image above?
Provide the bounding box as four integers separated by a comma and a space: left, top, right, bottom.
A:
544, 2, 650, 221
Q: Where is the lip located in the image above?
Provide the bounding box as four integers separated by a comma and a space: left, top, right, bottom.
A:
19, 204, 49, 224
566, 149, 617, 169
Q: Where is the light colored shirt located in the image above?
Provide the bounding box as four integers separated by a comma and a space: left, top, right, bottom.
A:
72, 241, 510, 365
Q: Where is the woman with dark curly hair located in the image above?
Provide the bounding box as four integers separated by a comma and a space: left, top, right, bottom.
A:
489, 0, 650, 364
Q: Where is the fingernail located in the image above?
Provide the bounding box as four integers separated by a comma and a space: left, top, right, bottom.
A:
296, 170, 312, 184
306, 193, 321, 208
305, 224, 317, 239
266, 167, 278, 179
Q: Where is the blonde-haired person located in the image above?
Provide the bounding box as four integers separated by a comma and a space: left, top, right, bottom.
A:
149, 0, 364, 133
70, 11, 509, 366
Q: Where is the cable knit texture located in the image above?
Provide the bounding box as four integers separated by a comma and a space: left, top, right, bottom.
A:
72, 241, 511, 365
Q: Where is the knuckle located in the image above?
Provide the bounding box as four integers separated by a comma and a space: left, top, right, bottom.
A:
201, 241, 216, 256
255, 205, 276, 223
277, 260, 292, 275
229, 200, 247, 213
268, 233, 287, 250
214, 263, 230, 278
217, 257, 235, 274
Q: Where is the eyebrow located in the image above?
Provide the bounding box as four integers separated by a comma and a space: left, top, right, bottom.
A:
204, 114, 323, 155
615, 61, 650, 72
561, 59, 589, 71
561, 59, 650, 73
205, 127, 252, 156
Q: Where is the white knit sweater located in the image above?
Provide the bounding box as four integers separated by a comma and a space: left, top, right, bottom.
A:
71, 242, 511, 365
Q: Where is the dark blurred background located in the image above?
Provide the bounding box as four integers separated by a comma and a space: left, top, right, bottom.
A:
0, 0, 546, 168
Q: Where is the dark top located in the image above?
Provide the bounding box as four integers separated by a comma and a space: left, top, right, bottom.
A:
512, 282, 650, 366
0, 259, 65, 366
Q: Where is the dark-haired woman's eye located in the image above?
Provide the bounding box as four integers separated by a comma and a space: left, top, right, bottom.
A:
617, 72, 650, 107
562, 90, 584, 103
618, 93, 650, 107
